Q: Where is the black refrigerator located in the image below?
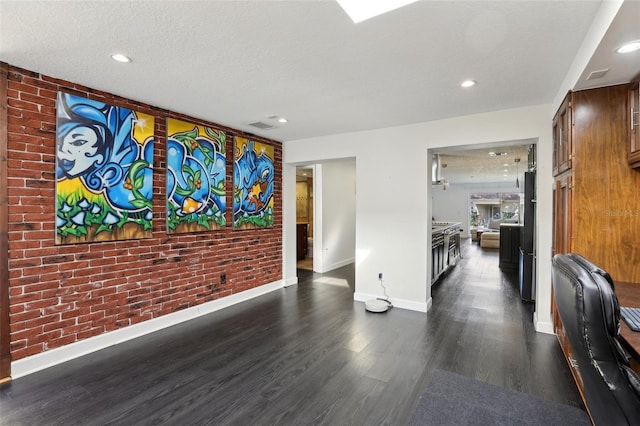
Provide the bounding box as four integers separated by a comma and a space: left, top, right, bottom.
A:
519, 171, 535, 301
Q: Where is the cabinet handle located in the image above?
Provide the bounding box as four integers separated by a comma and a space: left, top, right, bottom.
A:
632, 108, 639, 130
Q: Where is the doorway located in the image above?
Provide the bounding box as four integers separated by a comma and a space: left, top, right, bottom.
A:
296, 166, 314, 270
291, 159, 356, 277
430, 141, 535, 238
429, 140, 537, 303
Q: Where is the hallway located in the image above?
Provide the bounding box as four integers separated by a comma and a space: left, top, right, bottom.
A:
0, 240, 584, 425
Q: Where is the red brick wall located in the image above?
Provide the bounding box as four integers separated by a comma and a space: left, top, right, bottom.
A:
5, 65, 283, 361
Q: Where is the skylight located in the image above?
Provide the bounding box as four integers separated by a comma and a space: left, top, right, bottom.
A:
336, 0, 419, 23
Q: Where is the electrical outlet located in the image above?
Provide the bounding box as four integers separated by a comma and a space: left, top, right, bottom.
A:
378, 272, 383, 280
220, 274, 226, 284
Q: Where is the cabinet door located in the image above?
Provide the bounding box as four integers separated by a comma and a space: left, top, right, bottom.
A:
552, 173, 581, 395
553, 94, 573, 176
296, 224, 308, 260
552, 173, 572, 256
629, 81, 640, 167
499, 225, 521, 271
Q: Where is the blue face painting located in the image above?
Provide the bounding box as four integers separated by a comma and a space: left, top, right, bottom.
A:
55, 92, 154, 243
57, 125, 104, 177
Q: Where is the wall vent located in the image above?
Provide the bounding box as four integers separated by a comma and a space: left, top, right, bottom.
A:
587, 69, 609, 80
247, 121, 276, 130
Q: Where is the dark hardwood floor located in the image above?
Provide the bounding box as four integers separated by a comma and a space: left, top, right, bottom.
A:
0, 240, 584, 425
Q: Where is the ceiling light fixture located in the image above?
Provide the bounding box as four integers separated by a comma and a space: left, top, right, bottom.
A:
267, 115, 288, 123
514, 158, 521, 188
336, 0, 418, 23
441, 163, 449, 190
111, 54, 131, 63
461, 80, 476, 88
616, 40, 640, 54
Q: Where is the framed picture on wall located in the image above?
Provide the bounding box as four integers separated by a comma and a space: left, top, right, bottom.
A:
233, 136, 274, 229
55, 92, 154, 244
491, 205, 501, 219
166, 118, 226, 233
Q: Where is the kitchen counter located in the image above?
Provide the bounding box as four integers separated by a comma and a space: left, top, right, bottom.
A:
432, 221, 462, 232
431, 222, 461, 284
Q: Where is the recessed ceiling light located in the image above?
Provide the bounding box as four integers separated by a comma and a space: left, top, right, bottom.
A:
336, 0, 418, 23
111, 54, 131, 63
461, 80, 476, 88
616, 40, 640, 54
267, 115, 288, 123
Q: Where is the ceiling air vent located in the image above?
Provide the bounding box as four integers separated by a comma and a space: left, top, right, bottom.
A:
247, 121, 276, 130
587, 69, 609, 80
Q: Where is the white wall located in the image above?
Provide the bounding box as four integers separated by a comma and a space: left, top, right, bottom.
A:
280, 0, 622, 333
317, 159, 356, 272
283, 163, 298, 287
431, 184, 467, 229
284, 104, 554, 329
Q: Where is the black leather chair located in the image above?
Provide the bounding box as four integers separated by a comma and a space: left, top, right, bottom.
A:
552, 253, 640, 425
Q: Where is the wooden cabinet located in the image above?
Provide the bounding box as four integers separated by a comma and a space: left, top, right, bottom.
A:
551, 84, 639, 283
552, 172, 572, 257
552, 93, 573, 176
629, 80, 640, 168
499, 224, 521, 271
552, 84, 640, 413
554, 313, 587, 402
552, 172, 575, 400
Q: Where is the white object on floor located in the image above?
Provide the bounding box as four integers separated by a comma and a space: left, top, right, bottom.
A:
365, 299, 391, 313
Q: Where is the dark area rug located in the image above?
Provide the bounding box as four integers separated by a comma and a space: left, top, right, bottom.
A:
409, 370, 590, 425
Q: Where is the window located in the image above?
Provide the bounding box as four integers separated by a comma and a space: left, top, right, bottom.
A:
470, 192, 522, 228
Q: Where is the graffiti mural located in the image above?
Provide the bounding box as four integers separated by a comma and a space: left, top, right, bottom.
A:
166, 118, 226, 233
233, 137, 274, 229
55, 93, 154, 244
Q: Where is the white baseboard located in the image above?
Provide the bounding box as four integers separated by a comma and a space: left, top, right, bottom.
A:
353, 292, 430, 313
318, 257, 355, 273
534, 312, 555, 334
284, 276, 299, 287
11, 280, 284, 379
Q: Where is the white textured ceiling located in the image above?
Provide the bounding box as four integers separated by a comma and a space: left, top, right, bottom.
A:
436, 142, 533, 185
0, 0, 625, 140
574, 0, 640, 91
1, 0, 639, 183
